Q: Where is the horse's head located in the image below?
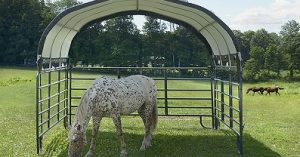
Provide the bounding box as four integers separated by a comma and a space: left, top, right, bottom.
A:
68, 125, 86, 157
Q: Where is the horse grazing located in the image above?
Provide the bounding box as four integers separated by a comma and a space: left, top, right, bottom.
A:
68, 75, 157, 157
246, 87, 264, 95
264, 86, 284, 95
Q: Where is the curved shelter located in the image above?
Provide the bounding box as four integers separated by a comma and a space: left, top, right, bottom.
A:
36, 0, 243, 155
38, 0, 241, 59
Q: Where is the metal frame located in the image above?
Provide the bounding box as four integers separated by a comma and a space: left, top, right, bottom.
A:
35, 0, 244, 155
36, 57, 69, 154
36, 62, 243, 155
69, 67, 213, 120
212, 53, 244, 154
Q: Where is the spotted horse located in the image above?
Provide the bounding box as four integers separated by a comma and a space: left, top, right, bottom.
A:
67, 75, 157, 157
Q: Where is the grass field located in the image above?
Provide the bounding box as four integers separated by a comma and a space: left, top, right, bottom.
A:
0, 66, 299, 157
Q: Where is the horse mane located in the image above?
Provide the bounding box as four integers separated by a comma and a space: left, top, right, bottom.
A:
75, 91, 90, 127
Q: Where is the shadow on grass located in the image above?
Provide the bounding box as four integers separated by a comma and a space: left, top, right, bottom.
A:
42, 129, 281, 157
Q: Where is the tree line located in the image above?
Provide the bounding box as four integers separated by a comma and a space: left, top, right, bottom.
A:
0, 0, 299, 81
234, 20, 300, 80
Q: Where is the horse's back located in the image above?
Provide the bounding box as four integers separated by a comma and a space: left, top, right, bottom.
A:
88, 75, 156, 115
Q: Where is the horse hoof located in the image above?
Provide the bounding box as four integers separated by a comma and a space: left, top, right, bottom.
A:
85, 151, 93, 157
120, 152, 128, 157
139, 145, 146, 151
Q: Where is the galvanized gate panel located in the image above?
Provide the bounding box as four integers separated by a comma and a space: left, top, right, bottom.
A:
69, 67, 215, 128
36, 58, 69, 154
36, 64, 243, 154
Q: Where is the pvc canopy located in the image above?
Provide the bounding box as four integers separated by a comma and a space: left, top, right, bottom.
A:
38, 0, 240, 59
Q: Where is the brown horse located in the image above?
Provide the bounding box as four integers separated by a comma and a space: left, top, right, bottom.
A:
246, 87, 264, 95
264, 86, 284, 95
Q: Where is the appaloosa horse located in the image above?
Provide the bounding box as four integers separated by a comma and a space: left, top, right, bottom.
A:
264, 86, 284, 95
67, 75, 157, 157
246, 87, 264, 95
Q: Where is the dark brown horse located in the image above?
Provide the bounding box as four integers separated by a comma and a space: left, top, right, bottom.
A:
264, 86, 284, 95
246, 87, 264, 95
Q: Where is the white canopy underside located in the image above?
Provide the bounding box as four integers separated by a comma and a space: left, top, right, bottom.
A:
41, 0, 238, 58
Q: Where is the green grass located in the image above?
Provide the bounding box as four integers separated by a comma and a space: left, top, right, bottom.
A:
0, 66, 299, 157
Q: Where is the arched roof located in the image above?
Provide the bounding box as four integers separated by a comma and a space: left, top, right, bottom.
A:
38, 0, 240, 59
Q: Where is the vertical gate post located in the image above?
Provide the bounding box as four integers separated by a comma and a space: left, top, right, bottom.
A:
47, 65, 51, 129
210, 66, 215, 129
36, 56, 43, 154
36, 69, 41, 154
69, 64, 73, 125
117, 68, 121, 79
237, 53, 244, 154
57, 61, 61, 122
164, 70, 168, 116
164, 70, 169, 116
229, 67, 233, 128
220, 67, 225, 122
64, 59, 70, 128
212, 58, 219, 130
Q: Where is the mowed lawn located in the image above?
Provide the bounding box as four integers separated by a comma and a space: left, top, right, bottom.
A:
0, 66, 299, 157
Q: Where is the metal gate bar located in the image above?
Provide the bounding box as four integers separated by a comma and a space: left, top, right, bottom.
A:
36, 58, 69, 154
69, 67, 213, 127
36, 64, 243, 155
212, 53, 243, 154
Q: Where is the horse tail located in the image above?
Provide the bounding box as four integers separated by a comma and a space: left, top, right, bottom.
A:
246, 89, 250, 94
149, 79, 158, 132
151, 100, 158, 132
279, 87, 284, 90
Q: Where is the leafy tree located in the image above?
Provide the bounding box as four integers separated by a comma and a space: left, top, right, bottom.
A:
280, 20, 300, 78
264, 44, 286, 76
0, 0, 53, 65
104, 15, 140, 66
46, 0, 81, 14
142, 17, 167, 67
243, 46, 264, 80
250, 29, 276, 51
233, 30, 255, 61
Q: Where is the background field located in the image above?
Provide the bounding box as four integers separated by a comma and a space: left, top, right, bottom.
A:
0, 67, 299, 157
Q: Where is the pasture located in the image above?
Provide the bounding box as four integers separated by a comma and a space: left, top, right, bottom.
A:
0, 66, 299, 157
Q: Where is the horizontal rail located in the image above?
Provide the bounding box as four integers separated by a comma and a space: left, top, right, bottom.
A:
158, 89, 211, 92
72, 67, 210, 70
215, 90, 240, 100
69, 105, 211, 109
154, 78, 210, 81
214, 79, 239, 86
71, 78, 95, 81
68, 113, 212, 117
216, 116, 240, 136
39, 78, 68, 89
165, 78, 211, 81
38, 89, 68, 103
71, 96, 82, 99
38, 98, 68, 115
222, 103, 240, 112
71, 77, 211, 81
38, 107, 67, 127
72, 97, 212, 101
159, 106, 212, 109
38, 115, 67, 137
215, 107, 222, 112
40, 67, 67, 74
214, 99, 240, 112
158, 97, 211, 101
71, 88, 88, 91
72, 88, 211, 92
223, 113, 241, 125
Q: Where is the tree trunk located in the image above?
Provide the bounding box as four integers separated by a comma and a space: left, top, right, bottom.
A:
290, 69, 294, 79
